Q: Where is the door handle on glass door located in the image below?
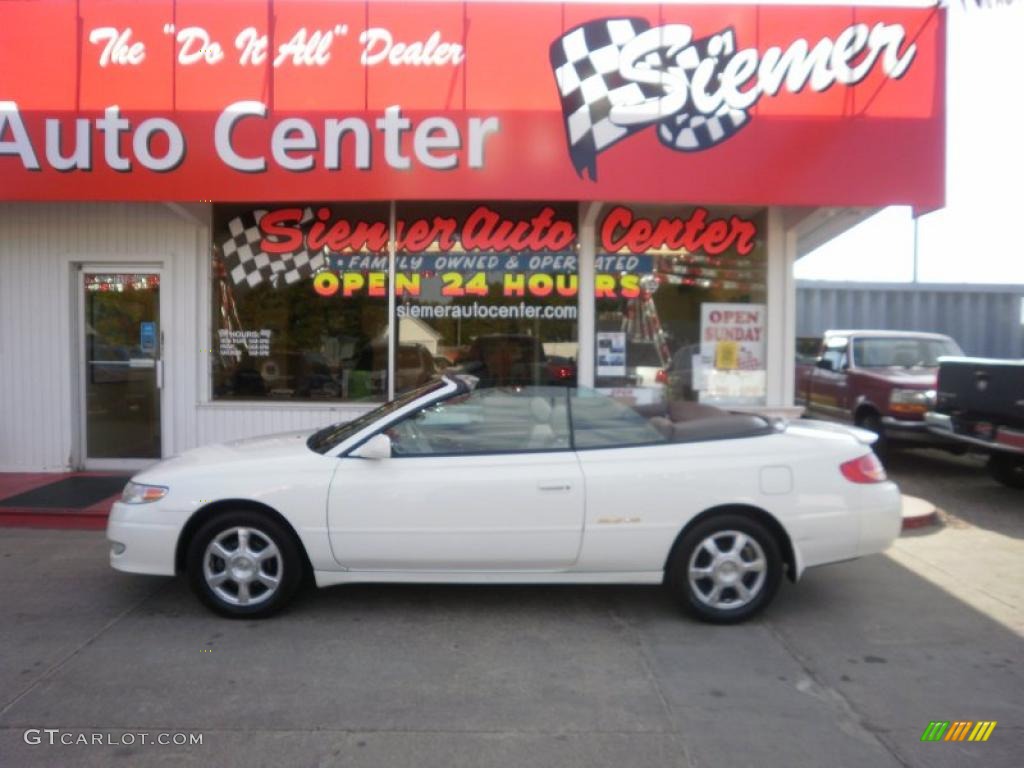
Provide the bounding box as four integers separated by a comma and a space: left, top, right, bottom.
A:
538, 482, 571, 492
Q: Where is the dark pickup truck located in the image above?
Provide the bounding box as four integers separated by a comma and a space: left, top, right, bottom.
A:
925, 357, 1024, 488
796, 330, 963, 457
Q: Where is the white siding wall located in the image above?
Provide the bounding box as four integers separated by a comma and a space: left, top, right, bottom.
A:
194, 404, 365, 447
0, 203, 370, 472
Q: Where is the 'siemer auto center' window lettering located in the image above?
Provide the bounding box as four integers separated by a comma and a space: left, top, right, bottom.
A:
211, 202, 581, 403
211, 202, 767, 408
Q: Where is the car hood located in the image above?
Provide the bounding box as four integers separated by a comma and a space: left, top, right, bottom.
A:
133, 430, 317, 480
857, 368, 937, 388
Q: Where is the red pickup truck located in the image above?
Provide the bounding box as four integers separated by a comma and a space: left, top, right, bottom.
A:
795, 330, 963, 458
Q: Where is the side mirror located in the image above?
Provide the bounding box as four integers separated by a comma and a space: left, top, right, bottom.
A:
350, 433, 392, 460
815, 358, 834, 371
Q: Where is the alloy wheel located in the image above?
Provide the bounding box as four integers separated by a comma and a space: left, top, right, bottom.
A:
202, 526, 282, 607
687, 530, 768, 610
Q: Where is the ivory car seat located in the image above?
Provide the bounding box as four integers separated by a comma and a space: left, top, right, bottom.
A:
550, 402, 570, 443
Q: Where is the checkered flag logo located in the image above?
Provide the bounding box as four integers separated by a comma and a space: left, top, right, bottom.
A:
220, 208, 325, 292
550, 18, 750, 179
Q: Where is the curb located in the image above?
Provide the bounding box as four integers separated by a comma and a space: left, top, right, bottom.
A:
901, 495, 940, 531
0, 505, 111, 531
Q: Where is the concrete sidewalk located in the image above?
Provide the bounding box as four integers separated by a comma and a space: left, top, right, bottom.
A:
0, 523, 1020, 768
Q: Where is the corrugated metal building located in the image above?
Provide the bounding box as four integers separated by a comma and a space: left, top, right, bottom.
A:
797, 281, 1024, 359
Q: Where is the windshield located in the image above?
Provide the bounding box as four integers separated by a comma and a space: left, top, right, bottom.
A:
852, 337, 962, 368
306, 379, 448, 454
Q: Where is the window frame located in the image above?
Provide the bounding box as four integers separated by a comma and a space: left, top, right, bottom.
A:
821, 342, 849, 372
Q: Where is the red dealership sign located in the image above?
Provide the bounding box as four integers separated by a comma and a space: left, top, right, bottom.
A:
0, 1, 944, 209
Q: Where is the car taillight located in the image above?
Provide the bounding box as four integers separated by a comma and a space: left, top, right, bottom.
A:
840, 454, 887, 484
655, 369, 668, 384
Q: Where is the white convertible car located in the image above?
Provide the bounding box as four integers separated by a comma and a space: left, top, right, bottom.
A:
108, 376, 901, 623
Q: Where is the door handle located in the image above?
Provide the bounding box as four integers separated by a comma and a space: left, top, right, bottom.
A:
156, 359, 163, 389
538, 482, 571, 492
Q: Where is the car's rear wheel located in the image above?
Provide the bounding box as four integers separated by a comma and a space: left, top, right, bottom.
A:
186, 512, 303, 618
667, 514, 783, 624
988, 453, 1024, 489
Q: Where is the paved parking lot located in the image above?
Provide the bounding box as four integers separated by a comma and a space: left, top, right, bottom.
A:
1, 449, 1021, 768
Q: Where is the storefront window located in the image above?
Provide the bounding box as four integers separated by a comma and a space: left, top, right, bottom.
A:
393, 202, 579, 393
212, 203, 390, 401
210, 201, 762, 408
595, 204, 767, 407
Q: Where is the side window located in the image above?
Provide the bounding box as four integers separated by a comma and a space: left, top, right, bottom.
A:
570, 390, 669, 450
386, 387, 570, 456
822, 339, 848, 371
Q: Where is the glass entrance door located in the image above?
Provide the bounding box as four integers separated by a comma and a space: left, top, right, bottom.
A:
82, 271, 162, 462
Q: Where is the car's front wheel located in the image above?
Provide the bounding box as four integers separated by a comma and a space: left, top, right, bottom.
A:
667, 514, 783, 624
186, 512, 303, 618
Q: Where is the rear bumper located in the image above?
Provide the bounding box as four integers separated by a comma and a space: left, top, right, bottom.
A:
857, 481, 903, 557
925, 412, 1024, 456
106, 501, 178, 576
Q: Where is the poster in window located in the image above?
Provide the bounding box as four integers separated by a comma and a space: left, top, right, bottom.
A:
596, 332, 627, 377
698, 303, 766, 404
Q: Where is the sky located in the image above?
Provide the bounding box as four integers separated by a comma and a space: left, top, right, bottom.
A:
795, 1, 1024, 284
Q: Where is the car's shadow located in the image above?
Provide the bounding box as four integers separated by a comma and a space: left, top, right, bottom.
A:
145, 575, 682, 622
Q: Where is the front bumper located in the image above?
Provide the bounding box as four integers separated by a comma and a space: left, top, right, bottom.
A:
106, 501, 179, 576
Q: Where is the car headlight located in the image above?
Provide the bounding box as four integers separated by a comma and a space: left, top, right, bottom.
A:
889, 388, 935, 414
121, 481, 169, 504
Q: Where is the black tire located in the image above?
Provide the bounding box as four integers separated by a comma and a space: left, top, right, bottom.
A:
987, 453, 1024, 489
666, 514, 783, 624
186, 511, 304, 618
858, 412, 889, 463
